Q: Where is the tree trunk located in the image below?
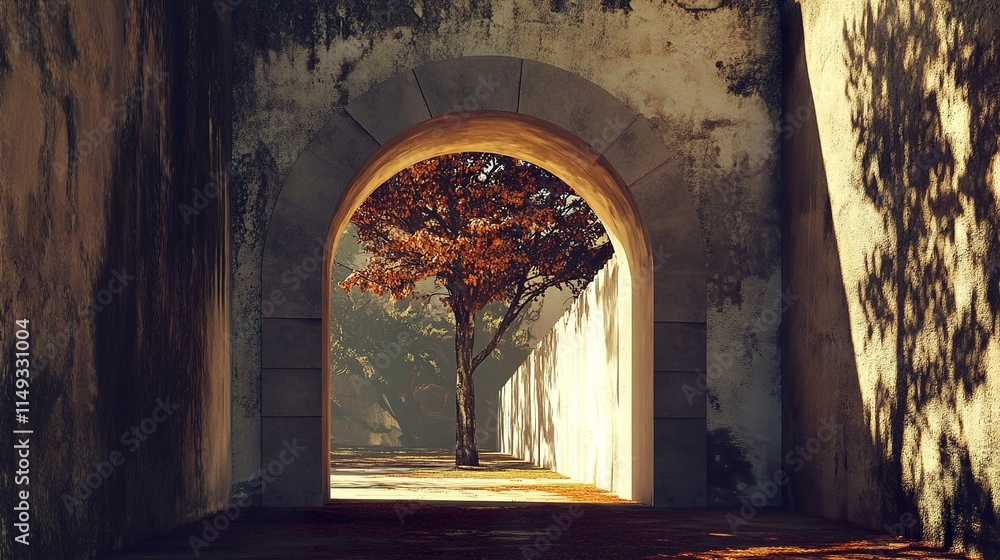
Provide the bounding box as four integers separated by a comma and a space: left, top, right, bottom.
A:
454, 305, 479, 466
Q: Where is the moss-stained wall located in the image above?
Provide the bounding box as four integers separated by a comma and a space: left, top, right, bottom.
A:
0, 2, 231, 558
783, 0, 999, 554
231, 0, 783, 506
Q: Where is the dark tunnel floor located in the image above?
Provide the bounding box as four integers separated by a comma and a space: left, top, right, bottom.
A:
100, 504, 972, 559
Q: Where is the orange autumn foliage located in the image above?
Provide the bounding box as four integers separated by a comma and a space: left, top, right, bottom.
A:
340, 152, 612, 465
341, 152, 612, 346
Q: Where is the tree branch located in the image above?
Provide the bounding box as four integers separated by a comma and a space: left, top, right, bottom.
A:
471, 281, 529, 371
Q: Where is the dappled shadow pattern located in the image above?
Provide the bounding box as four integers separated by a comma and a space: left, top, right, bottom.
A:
844, 0, 999, 553
498, 255, 625, 494
326, 448, 631, 504
329, 448, 550, 472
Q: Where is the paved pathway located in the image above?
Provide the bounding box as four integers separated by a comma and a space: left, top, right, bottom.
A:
329, 449, 628, 503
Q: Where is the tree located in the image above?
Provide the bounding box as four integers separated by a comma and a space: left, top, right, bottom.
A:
330, 289, 455, 447
329, 280, 540, 449
340, 152, 612, 466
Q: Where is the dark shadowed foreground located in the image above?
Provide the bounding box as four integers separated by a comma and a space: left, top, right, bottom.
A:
102, 504, 972, 560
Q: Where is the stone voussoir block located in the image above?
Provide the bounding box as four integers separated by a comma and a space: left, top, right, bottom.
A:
346, 70, 431, 144
413, 56, 522, 117
518, 59, 637, 161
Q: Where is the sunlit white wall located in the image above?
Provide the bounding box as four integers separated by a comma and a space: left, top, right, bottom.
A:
499, 254, 626, 497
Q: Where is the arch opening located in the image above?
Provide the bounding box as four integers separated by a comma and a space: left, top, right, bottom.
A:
322, 111, 655, 503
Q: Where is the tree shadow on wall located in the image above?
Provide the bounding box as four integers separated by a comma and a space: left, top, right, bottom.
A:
844, 0, 999, 553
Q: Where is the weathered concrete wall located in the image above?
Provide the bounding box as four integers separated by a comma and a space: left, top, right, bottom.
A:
783, 0, 999, 555
498, 255, 625, 496
231, 0, 782, 507
0, 1, 231, 558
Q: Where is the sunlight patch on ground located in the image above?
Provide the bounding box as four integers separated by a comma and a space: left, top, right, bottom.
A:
329, 448, 628, 503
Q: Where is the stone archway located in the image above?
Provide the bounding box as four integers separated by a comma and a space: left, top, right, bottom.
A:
258, 56, 707, 508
